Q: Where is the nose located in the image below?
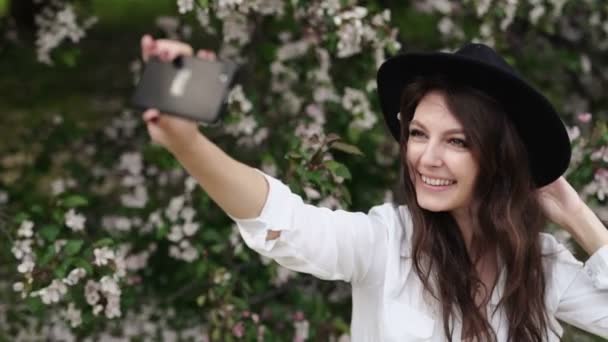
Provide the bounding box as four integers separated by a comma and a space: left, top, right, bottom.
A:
419, 141, 444, 168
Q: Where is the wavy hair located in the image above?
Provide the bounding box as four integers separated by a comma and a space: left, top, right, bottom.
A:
397, 76, 558, 341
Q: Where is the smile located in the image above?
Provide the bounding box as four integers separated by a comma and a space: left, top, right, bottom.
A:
419, 173, 457, 187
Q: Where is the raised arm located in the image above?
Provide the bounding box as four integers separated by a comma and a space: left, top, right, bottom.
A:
140, 35, 271, 223
537, 177, 608, 338
139, 35, 392, 284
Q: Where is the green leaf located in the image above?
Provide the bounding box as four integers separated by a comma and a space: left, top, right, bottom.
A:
329, 141, 364, 156
54, 259, 73, 278
38, 245, 57, 266
285, 151, 303, 160
74, 258, 93, 275
210, 243, 225, 254
92, 238, 114, 248
324, 160, 352, 180
59, 48, 80, 67
39, 225, 61, 241
156, 223, 169, 239
14, 212, 29, 224
62, 195, 88, 208
26, 297, 44, 314
64, 240, 84, 256
30, 205, 43, 215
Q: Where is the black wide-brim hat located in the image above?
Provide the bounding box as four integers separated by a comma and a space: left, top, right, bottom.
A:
377, 43, 571, 188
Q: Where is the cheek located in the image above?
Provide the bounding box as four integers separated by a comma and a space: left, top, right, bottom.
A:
405, 143, 419, 164
452, 156, 479, 184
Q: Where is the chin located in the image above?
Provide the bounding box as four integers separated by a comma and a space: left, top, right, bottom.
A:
418, 203, 450, 212
416, 196, 456, 212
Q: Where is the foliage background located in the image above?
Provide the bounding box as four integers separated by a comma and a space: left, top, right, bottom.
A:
0, 0, 607, 340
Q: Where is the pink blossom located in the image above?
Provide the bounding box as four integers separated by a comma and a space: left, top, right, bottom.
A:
232, 321, 245, 338
577, 112, 592, 123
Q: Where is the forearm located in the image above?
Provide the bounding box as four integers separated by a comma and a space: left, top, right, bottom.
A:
565, 204, 608, 255
171, 133, 269, 220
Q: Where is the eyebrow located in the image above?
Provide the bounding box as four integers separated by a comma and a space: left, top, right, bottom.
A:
409, 119, 465, 135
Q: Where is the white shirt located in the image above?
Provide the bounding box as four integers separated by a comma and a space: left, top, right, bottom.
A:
230, 170, 608, 341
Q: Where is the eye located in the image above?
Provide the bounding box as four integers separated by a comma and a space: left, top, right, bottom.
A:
448, 138, 468, 148
408, 128, 426, 138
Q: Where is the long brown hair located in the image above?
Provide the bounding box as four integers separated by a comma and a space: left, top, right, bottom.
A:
397, 76, 558, 341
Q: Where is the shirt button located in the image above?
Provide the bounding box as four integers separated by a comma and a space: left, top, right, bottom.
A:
587, 268, 595, 277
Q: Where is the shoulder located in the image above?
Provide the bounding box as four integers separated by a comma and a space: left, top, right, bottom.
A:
367, 203, 412, 231
368, 202, 413, 256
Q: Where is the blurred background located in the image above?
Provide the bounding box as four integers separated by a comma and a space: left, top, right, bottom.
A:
0, 0, 607, 340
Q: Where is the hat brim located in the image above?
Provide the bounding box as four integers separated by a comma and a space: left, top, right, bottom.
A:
377, 52, 571, 187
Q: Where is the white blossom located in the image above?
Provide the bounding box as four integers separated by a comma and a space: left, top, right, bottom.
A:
12, 239, 33, 260
17, 257, 35, 274
500, 0, 519, 31
224, 115, 258, 136
12, 282, 24, 292
125, 250, 152, 271
34, 279, 68, 304
180, 206, 196, 222
475, 0, 493, 17
180, 244, 199, 262
580, 54, 592, 74
51, 178, 76, 195
63, 268, 86, 286
100, 276, 121, 296
168, 224, 184, 242
303, 186, 321, 200
119, 152, 143, 175
318, 195, 342, 210
177, 0, 194, 14
272, 266, 295, 287
165, 196, 186, 222
17, 220, 34, 238
94, 246, 115, 266
93, 304, 103, 316
34, 3, 97, 64
566, 125, 580, 142
0, 190, 8, 204
63, 303, 82, 327
65, 209, 86, 232
294, 320, 310, 340
229, 224, 244, 255
85, 280, 101, 305
529, 5, 546, 25
227, 85, 253, 113
121, 184, 149, 208
182, 222, 200, 236
185, 177, 198, 193
105, 294, 122, 318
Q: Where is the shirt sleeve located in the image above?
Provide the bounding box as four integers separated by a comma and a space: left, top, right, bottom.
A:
545, 233, 608, 339
227, 169, 392, 285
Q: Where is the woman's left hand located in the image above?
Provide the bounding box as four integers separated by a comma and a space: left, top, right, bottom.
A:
536, 176, 586, 231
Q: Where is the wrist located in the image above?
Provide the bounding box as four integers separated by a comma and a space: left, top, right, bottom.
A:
169, 132, 208, 159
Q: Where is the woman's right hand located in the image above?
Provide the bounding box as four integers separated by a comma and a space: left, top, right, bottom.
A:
140, 34, 217, 154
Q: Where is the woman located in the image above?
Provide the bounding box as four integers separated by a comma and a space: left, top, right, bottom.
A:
140, 35, 608, 341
